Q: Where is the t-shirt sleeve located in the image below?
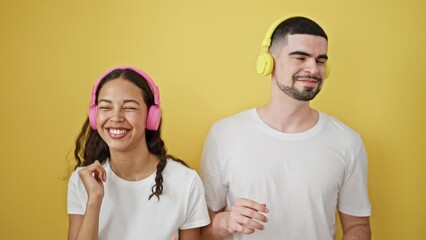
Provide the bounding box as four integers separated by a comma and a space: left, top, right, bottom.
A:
180, 172, 210, 229
200, 127, 228, 212
67, 170, 86, 215
338, 137, 372, 216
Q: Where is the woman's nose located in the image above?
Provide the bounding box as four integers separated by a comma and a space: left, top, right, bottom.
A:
110, 109, 124, 123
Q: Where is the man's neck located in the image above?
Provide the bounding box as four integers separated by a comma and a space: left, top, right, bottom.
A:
257, 98, 319, 133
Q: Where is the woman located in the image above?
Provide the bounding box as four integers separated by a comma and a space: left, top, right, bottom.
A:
67, 66, 209, 240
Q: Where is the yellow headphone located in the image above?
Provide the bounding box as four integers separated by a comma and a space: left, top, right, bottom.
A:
256, 16, 330, 78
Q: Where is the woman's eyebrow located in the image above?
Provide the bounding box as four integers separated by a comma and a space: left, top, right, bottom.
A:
123, 99, 141, 105
98, 99, 112, 104
98, 99, 140, 105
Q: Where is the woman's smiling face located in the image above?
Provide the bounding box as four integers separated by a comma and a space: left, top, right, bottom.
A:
96, 78, 148, 153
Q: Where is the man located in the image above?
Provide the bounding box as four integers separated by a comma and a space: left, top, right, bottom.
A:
200, 16, 371, 240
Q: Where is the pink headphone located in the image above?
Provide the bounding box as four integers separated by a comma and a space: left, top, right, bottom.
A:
88, 66, 162, 131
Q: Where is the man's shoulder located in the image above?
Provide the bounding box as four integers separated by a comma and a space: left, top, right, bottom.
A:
322, 112, 358, 132
212, 108, 256, 129
320, 112, 363, 145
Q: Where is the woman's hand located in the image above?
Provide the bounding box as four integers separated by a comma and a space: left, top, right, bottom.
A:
78, 160, 107, 204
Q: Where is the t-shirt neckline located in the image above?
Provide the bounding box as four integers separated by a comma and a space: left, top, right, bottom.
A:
250, 108, 326, 140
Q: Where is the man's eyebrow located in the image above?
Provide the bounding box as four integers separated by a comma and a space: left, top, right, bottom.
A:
289, 51, 328, 60
318, 54, 328, 60
289, 51, 311, 57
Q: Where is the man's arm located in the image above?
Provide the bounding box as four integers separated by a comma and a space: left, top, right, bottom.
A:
339, 212, 371, 240
201, 199, 269, 240
201, 209, 233, 240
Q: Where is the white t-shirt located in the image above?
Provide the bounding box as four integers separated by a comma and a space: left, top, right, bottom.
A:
201, 109, 371, 240
68, 159, 210, 240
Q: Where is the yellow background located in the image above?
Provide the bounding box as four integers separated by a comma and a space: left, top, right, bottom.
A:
0, 0, 425, 239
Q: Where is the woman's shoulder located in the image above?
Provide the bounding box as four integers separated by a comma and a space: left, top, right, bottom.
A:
165, 158, 196, 173
163, 159, 200, 183
163, 159, 205, 198
67, 167, 84, 191
69, 167, 81, 181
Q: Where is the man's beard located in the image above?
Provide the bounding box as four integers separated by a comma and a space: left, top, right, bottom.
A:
276, 75, 322, 101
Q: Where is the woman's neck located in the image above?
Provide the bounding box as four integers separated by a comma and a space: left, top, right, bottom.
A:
109, 149, 160, 181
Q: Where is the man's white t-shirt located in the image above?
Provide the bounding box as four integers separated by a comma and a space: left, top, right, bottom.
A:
201, 109, 371, 240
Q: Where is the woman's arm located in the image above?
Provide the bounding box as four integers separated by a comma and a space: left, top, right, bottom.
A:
68, 161, 106, 240
68, 214, 83, 240
68, 199, 102, 240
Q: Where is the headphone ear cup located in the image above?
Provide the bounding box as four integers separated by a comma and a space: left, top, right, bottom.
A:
88, 105, 97, 130
146, 105, 162, 131
325, 62, 331, 79
256, 52, 274, 76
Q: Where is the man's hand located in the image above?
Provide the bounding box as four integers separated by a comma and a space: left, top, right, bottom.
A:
223, 198, 269, 235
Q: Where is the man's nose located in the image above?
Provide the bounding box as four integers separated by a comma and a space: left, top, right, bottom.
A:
303, 58, 320, 76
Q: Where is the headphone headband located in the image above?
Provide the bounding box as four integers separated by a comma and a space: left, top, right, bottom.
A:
90, 66, 160, 108
260, 16, 295, 50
